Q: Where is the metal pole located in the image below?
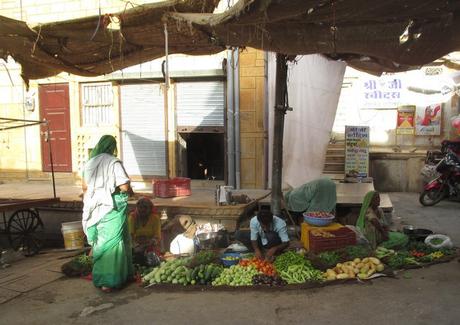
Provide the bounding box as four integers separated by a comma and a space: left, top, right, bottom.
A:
226, 49, 235, 187
46, 122, 57, 199
271, 54, 289, 216
234, 48, 241, 190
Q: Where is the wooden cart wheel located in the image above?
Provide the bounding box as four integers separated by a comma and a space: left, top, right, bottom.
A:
7, 209, 44, 256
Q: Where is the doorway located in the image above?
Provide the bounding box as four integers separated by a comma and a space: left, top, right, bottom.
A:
178, 133, 224, 180
39, 84, 72, 172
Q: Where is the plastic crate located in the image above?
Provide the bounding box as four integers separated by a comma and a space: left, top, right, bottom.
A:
153, 177, 191, 198
308, 227, 356, 253
300, 222, 343, 251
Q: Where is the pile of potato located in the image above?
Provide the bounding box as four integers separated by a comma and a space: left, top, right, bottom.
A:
323, 257, 384, 281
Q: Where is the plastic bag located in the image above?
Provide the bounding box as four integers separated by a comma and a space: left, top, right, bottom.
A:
425, 234, 453, 249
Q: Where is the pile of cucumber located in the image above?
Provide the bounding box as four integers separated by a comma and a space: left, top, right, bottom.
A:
142, 258, 222, 286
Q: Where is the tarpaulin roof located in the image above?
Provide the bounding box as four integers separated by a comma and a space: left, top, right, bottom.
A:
1, 0, 460, 84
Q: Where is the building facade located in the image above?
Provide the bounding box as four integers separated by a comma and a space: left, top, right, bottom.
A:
0, 1, 267, 189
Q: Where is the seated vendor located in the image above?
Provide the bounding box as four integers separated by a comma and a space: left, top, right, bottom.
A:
128, 197, 161, 263
236, 210, 290, 261
356, 191, 389, 249
163, 215, 197, 256
284, 177, 337, 224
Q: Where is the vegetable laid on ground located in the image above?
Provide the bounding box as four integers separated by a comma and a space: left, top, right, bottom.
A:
317, 251, 340, 267
324, 257, 384, 281
239, 258, 276, 276
212, 265, 260, 286
279, 264, 323, 284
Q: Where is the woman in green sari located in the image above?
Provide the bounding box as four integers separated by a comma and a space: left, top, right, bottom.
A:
357, 191, 408, 249
82, 135, 133, 292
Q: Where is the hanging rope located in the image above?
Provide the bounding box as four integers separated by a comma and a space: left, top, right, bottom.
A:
164, 22, 170, 90
330, 0, 338, 57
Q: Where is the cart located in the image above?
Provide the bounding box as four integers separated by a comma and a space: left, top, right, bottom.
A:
0, 117, 60, 256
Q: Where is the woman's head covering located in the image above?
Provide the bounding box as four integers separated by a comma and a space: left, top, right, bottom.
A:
356, 190, 378, 231
90, 135, 117, 159
135, 197, 155, 228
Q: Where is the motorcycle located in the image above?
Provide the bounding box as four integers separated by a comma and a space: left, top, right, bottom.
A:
419, 150, 460, 206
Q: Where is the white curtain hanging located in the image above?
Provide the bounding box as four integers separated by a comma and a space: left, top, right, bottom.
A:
268, 54, 346, 189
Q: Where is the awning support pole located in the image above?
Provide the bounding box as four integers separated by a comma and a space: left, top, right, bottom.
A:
45, 121, 56, 199
270, 54, 291, 216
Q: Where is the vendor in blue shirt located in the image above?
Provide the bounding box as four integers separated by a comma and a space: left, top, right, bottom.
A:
244, 209, 290, 261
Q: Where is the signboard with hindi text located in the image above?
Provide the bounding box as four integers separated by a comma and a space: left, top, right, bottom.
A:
345, 126, 370, 178
360, 75, 404, 109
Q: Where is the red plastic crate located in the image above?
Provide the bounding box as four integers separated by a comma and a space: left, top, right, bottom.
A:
308, 227, 356, 253
153, 177, 191, 198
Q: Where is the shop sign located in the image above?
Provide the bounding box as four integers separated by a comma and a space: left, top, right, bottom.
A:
396, 105, 416, 135
345, 126, 370, 177
415, 104, 442, 136
360, 76, 404, 108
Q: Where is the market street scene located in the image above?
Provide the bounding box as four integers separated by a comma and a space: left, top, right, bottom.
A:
1, 1, 460, 324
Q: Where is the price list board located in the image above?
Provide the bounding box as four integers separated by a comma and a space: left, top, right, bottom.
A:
345, 126, 370, 177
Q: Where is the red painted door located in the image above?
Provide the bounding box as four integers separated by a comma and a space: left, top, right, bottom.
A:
39, 84, 72, 172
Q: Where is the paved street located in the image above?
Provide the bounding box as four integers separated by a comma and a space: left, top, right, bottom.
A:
0, 193, 459, 325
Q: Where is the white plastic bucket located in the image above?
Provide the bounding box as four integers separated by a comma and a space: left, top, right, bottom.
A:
61, 221, 85, 250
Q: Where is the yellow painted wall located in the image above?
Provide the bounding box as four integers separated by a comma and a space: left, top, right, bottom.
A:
0, 1, 178, 183
239, 48, 266, 189
0, 2, 268, 188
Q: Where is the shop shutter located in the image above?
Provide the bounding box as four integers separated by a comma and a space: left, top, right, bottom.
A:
176, 81, 225, 127
120, 84, 167, 177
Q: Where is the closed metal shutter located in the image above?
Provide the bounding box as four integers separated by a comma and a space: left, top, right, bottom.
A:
120, 84, 167, 177
176, 81, 225, 127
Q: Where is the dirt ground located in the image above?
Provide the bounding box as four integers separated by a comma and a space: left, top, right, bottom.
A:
1, 192, 460, 325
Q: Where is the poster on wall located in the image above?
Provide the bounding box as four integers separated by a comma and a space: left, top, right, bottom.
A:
345, 126, 370, 178
415, 104, 442, 136
396, 105, 416, 135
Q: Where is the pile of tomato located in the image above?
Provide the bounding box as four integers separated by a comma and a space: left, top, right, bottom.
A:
239, 258, 276, 276
410, 250, 426, 258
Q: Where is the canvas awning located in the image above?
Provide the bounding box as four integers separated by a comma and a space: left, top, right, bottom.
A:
1, 0, 460, 84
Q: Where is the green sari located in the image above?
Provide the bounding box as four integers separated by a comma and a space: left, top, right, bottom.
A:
357, 191, 408, 249
84, 135, 133, 288
87, 192, 133, 288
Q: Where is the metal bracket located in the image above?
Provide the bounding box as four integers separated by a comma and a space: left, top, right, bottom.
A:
275, 105, 293, 113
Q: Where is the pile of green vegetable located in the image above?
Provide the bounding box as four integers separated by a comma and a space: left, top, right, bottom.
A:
386, 251, 419, 269
273, 251, 323, 284
212, 265, 260, 286
187, 251, 219, 268
61, 254, 92, 277
317, 251, 340, 267
190, 264, 223, 285
274, 251, 310, 273
378, 241, 457, 269
279, 264, 323, 284
143, 258, 190, 285
344, 245, 371, 260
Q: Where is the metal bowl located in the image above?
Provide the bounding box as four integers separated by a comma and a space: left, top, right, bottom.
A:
197, 232, 218, 241
197, 232, 218, 249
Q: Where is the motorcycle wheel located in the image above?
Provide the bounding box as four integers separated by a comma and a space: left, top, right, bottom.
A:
419, 187, 447, 206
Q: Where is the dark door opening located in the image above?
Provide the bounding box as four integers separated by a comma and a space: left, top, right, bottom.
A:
178, 133, 224, 180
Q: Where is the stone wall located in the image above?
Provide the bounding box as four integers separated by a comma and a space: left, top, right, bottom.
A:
370, 153, 426, 192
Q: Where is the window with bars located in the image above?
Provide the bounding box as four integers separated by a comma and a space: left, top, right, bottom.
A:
81, 83, 114, 126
